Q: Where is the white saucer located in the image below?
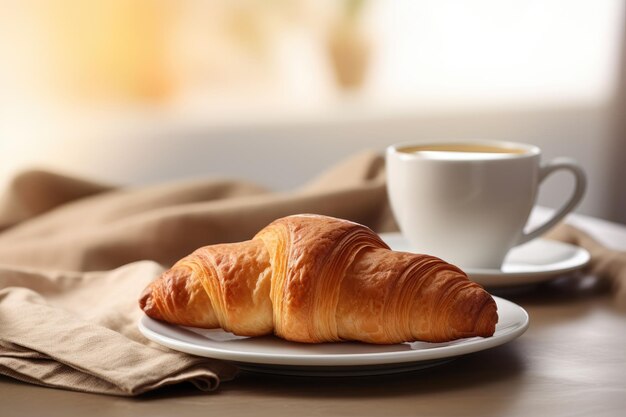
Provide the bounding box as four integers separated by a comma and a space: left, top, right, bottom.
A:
139, 296, 528, 377
379, 233, 590, 288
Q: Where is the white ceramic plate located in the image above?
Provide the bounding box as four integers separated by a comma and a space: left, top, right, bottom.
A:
380, 233, 590, 288
139, 296, 528, 376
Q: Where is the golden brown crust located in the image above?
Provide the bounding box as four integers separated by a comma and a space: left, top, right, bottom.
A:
139, 214, 497, 344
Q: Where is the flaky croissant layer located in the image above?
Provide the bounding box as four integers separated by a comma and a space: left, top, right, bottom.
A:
140, 214, 498, 344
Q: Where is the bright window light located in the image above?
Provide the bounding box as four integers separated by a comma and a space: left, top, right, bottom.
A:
367, 0, 625, 109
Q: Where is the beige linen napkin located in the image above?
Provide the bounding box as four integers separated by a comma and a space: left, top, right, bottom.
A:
0, 151, 624, 395
0, 261, 236, 395
0, 152, 393, 271
545, 224, 626, 307
0, 152, 392, 396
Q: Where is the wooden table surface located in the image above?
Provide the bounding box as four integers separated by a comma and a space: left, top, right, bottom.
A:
2, 211, 625, 417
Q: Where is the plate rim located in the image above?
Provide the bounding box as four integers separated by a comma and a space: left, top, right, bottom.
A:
138, 296, 529, 367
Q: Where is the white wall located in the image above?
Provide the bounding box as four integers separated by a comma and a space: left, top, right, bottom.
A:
3, 103, 618, 222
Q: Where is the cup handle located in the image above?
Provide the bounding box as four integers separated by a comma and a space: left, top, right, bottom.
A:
517, 157, 587, 245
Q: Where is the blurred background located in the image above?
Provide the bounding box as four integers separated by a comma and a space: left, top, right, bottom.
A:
1, 0, 625, 223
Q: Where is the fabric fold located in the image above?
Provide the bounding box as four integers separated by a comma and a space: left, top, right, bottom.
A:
0, 262, 237, 396
545, 223, 626, 307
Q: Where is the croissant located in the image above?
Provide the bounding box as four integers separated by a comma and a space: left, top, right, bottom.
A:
140, 214, 497, 344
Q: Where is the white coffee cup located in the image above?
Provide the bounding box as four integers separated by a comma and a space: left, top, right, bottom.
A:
386, 140, 586, 269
